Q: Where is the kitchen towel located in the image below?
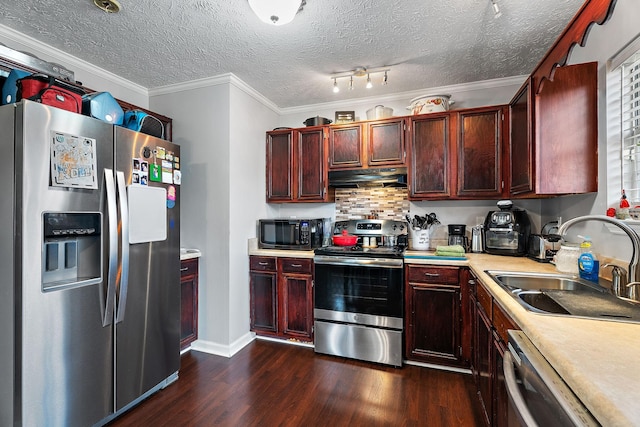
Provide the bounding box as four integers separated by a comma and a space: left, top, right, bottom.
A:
435, 245, 466, 257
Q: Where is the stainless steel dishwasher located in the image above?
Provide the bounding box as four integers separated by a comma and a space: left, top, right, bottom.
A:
503, 331, 599, 427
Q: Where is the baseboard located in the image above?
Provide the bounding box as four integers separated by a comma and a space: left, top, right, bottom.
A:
255, 335, 314, 348
189, 332, 256, 358
404, 359, 472, 374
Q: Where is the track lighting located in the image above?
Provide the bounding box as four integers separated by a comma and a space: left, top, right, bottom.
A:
491, 0, 502, 18
330, 66, 390, 93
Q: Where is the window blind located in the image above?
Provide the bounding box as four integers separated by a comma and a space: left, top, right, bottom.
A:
621, 50, 640, 203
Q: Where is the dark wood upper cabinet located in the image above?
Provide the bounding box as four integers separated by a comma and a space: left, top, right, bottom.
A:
266, 130, 294, 202
509, 78, 534, 195
328, 124, 363, 169
296, 127, 328, 201
535, 62, 598, 195
367, 117, 406, 166
408, 114, 452, 199
508, 63, 598, 198
456, 106, 506, 198
266, 127, 333, 203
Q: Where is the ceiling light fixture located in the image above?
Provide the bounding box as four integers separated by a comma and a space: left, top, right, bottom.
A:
491, 0, 502, 19
330, 66, 390, 93
93, 0, 121, 13
248, 0, 305, 26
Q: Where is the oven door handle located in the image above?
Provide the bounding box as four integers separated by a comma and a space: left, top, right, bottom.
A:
503, 350, 539, 427
313, 256, 403, 268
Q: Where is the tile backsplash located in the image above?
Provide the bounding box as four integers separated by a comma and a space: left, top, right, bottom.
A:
335, 188, 410, 221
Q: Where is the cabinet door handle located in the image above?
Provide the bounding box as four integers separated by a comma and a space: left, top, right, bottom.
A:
180, 267, 188, 272
424, 272, 440, 277
258, 262, 269, 266
290, 264, 302, 268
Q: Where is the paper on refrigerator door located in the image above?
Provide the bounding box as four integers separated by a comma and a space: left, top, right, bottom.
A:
128, 185, 167, 244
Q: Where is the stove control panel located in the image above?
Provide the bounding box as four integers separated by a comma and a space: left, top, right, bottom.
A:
333, 220, 407, 236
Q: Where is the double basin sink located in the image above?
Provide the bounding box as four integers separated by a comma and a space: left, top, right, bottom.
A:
486, 271, 640, 324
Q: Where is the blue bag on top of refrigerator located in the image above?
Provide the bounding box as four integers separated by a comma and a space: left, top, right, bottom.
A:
2, 69, 31, 104
123, 110, 164, 139
82, 91, 124, 125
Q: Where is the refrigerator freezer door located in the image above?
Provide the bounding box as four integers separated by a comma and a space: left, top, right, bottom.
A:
113, 126, 180, 411
14, 101, 115, 426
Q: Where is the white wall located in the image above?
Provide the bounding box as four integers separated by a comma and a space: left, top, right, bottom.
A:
149, 82, 234, 350
541, 0, 640, 261
228, 83, 279, 348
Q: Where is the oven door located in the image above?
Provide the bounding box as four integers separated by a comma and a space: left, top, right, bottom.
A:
313, 256, 403, 326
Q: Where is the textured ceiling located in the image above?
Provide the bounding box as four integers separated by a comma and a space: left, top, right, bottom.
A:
0, 0, 584, 108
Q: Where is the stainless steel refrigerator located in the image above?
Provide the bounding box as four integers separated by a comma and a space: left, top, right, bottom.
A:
0, 100, 181, 426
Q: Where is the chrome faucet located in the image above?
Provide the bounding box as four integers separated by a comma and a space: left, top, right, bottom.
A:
557, 215, 640, 299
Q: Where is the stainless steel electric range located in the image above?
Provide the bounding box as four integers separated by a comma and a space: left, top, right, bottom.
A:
313, 219, 408, 367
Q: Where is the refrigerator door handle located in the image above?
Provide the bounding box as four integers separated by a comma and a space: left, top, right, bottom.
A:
115, 170, 130, 324
103, 168, 118, 327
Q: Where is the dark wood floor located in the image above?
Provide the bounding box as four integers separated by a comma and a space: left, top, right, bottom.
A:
108, 339, 484, 427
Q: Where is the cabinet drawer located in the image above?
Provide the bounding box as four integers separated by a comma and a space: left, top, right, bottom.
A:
250, 256, 277, 272
477, 280, 493, 318
493, 301, 518, 344
180, 259, 198, 277
406, 265, 459, 284
279, 257, 312, 274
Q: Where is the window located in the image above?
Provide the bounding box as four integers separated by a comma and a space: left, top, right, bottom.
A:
610, 36, 640, 206
620, 50, 640, 203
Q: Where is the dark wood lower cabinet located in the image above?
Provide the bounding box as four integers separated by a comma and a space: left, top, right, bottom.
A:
278, 258, 313, 341
471, 277, 519, 427
180, 258, 199, 350
493, 334, 509, 427
249, 255, 313, 342
475, 299, 493, 426
405, 264, 470, 368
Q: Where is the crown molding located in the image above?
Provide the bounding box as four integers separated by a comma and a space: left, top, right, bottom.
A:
149, 73, 279, 114
0, 24, 148, 97
279, 75, 528, 115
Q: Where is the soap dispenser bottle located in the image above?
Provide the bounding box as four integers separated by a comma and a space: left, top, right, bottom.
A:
578, 236, 599, 283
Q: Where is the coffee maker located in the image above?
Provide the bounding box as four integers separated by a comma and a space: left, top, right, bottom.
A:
448, 224, 468, 251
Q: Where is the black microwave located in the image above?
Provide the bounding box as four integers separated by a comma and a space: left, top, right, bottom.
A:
258, 219, 325, 250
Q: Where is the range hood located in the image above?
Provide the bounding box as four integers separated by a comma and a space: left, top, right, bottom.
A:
328, 167, 408, 188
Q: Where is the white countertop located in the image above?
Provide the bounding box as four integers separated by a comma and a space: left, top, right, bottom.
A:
247, 238, 315, 259
180, 248, 202, 261
247, 243, 640, 425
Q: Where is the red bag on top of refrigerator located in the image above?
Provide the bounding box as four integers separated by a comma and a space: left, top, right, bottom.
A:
17, 74, 85, 113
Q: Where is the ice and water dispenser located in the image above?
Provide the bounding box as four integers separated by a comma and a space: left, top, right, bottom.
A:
42, 212, 102, 291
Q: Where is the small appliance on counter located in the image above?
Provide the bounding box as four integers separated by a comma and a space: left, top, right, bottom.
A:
527, 220, 561, 262
448, 224, 468, 251
483, 200, 531, 256
258, 218, 325, 250
471, 224, 484, 253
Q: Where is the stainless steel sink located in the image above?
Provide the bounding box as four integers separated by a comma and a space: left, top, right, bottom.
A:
486, 271, 604, 293
485, 270, 640, 323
